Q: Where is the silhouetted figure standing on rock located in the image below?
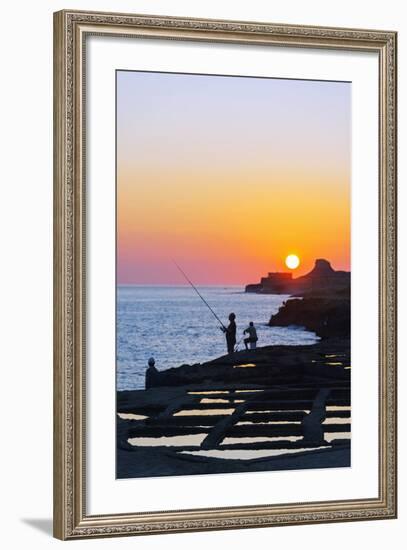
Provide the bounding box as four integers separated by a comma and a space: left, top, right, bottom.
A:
145, 357, 158, 389
221, 312, 236, 354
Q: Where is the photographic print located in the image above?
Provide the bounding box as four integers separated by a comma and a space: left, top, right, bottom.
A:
54, 12, 397, 538
116, 70, 351, 479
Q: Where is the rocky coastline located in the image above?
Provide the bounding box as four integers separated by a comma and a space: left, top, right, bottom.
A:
116, 260, 351, 479
141, 337, 349, 389
117, 336, 350, 478
269, 287, 350, 338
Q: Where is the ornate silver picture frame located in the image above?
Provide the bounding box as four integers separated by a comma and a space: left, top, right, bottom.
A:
53, 9, 397, 540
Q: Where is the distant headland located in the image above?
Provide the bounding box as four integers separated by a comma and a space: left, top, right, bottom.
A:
245, 259, 350, 294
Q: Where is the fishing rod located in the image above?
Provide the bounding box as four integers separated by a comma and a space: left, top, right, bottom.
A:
173, 261, 227, 331
234, 336, 244, 352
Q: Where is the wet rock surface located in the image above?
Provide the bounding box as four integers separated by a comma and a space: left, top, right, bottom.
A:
141, 338, 349, 389
268, 289, 350, 338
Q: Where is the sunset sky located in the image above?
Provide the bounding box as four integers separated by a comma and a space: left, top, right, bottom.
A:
117, 70, 350, 285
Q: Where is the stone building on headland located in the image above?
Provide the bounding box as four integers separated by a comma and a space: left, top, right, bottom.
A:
245, 259, 350, 295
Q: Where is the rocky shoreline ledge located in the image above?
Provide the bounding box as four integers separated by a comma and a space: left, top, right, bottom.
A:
140, 337, 349, 389
117, 337, 350, 478
269, 288, 350, 338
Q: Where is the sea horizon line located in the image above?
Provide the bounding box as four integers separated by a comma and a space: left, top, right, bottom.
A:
117, 283, 246, 287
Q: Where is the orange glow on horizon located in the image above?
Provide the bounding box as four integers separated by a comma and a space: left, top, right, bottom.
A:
117, 167, 350, 284
116, 72, 350, 285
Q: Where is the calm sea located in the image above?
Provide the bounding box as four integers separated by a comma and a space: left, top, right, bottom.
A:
116, 285, 319, 390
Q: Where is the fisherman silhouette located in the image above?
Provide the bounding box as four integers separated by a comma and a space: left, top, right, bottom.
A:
243, 321, 258, 350
221, 312, 237, 354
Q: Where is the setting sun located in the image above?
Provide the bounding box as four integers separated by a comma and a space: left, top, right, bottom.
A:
285, 254, 300, 270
